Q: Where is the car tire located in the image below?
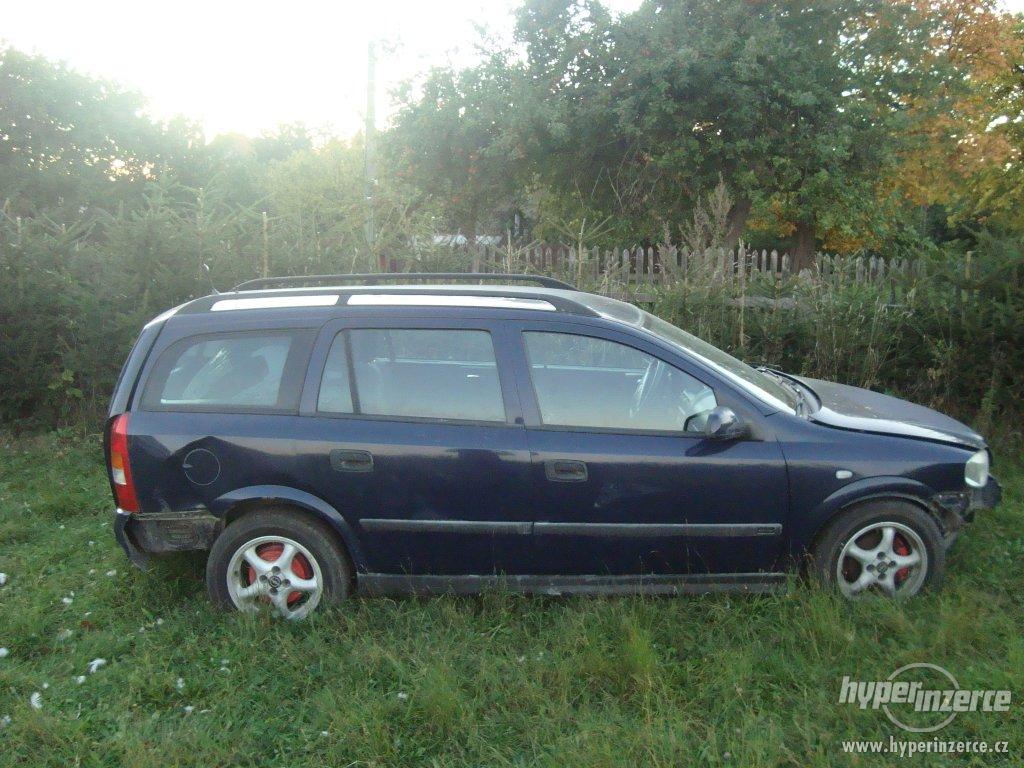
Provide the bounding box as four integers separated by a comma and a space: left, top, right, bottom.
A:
206, 507, 351, 619
811, 500, 945, 600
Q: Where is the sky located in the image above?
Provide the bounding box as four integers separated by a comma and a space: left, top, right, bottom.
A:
2, 0, 643, 140
3, 0, 1022, 141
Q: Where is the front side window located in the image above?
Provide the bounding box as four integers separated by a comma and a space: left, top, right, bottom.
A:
319, 328, 505, 422
524, 332, 717, 432
143, 331, 307, 411
571, 293, 797, 411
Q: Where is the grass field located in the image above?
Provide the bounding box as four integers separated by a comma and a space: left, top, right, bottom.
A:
0, 432, 1021, 767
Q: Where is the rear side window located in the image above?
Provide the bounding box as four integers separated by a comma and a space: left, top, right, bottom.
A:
316, 335, 354, 414
142, 331, 312, 412
317, 329, 505, 423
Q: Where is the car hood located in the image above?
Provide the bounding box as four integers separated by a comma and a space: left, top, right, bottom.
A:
792, 376, 985, 450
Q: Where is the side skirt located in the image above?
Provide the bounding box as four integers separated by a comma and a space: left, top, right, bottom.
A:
357, 572, 787, 597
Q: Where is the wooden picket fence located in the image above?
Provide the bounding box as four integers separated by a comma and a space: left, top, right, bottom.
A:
385, 243, 924, 303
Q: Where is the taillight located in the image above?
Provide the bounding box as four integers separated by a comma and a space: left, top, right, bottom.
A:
109, 413, 139, 513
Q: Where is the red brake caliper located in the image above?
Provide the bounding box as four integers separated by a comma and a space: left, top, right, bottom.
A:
893, 534, 911, 584
245, 542, 313, 605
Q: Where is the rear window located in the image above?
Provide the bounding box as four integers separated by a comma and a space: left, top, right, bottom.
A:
141, 331, 312, 412
317, 328, 506, 423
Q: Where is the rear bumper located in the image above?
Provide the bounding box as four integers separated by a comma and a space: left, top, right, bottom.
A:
113, 508, 222, 570
114, 509, 150, 570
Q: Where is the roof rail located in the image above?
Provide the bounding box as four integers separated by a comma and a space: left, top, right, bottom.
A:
231, 272, 575, 292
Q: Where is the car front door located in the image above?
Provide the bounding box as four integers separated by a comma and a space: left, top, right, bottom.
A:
510, 321, 788, 578
300, 317, 533, 577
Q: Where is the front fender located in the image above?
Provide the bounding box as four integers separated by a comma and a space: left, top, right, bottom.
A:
791, 475, 940, 555
210, 484, 368, 571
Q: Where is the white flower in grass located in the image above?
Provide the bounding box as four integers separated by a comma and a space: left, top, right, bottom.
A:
0, 714, 10, 727
29, 693, 42, 710
75, 676, 86, 685
57, 629, 73, 641
396, 692, 409, 701
61, 596, 73, 606
105, 570, 117, 577
183, 705, 194, 714
0, 573, 7, 586
0, 648, 9, 659
320, 731, 329, 737
175, 677, 185, 691
87, 658, 107, 674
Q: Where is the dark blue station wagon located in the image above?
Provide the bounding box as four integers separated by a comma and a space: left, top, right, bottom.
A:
106, 274, 1001, 619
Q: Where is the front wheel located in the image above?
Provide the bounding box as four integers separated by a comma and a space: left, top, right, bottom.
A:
811, 501, 945, 600
206, 508, 351, 620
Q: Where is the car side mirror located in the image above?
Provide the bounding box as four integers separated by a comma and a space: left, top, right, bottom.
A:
701, 406, 747, 441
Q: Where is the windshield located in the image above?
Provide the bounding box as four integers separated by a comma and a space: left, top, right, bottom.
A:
574, 294, 798, 412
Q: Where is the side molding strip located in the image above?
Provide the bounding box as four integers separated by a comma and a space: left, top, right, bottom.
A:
358, 519, 781, 537
360, 518, 532, 535
533, 522, 782, 538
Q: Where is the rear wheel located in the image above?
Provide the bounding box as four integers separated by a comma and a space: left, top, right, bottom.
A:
811, 501, 944, 600
206, 508, 351, 619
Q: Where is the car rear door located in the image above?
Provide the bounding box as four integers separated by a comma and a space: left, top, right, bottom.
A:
299, 316, 533, 577
508, 320, 789, 577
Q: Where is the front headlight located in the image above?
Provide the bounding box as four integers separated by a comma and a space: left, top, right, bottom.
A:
965, 449, 989, 488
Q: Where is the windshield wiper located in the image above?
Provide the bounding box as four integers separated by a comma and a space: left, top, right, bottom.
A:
756, 366, 809, 416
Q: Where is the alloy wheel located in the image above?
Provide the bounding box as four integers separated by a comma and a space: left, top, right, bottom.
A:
225, 535, 324, 619
836, 521, 928, 599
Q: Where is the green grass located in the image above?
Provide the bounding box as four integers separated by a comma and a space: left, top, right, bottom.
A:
0, 432, 1021, 767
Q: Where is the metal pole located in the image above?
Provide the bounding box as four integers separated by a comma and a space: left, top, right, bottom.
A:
364, 40, 377, 257
261, 211, 269, 278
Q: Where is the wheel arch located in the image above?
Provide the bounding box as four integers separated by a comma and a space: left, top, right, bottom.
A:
795, 476, 942, 558
209, 485, 368, 572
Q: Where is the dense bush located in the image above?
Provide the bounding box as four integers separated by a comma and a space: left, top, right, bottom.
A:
0, 197, 440, 428
3, 218, 1021, 433
652, 244, 1023, 435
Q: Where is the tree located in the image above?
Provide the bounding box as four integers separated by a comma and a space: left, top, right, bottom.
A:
390, 0, 960, 262
388, 52, 526, 239
507, 0, 639, 242
609, 1, 954, 266
890, 2, 1024, 232
0, 46, 202, 219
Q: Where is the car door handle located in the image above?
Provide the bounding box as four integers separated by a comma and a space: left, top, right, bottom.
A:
545, 460, 588, 482
330, 449, 374, 473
